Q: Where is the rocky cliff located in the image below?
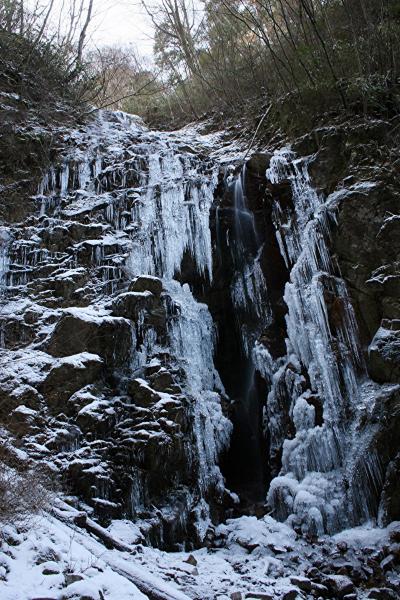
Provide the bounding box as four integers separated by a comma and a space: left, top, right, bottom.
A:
0, 109, 400, 571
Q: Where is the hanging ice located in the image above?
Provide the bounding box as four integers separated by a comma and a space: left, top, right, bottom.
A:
264, 148, 380, 534
164, 280, 231, 493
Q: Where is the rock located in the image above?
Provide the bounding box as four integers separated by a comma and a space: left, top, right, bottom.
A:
184, 554, 197, 566
8, 404, 39, 436
380, 554, 396, 571
281, 590, 299, 600
39, 353, 103, 411
368, 326, 400, 383
76, 398, 116, 435
35, 547, 62, 564
367, 588, 397, 599
149, 368, 175, 392
111, 291, 156, 320
337, 541, 349, 553
64, 573, 85, 586
389, 523, 400, 543
46, 308, 132, 368
245, 594, 273, 600
47, 268, 88, 300
310, 582, 329, 597
127, 378, 160, 407
129, 275, 163, 297
290, 576, 312, 592
231, 593, 242, 600
42, 561, 61, 575
323, 575, 355, 599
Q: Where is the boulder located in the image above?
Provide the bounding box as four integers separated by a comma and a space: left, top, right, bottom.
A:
39, 353, 103, 411
129, 275, 163, 297
46, 308, 132, 368
127, 378, 160, 407
368, 325, 400, 383
111, 291, 156, 320
8, 404, 39, 436
322, 575, 355, 599
368, 588, 397, 599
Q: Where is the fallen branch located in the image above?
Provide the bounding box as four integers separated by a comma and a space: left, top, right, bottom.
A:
51, 501, 192, 600
244, 104, 272, 160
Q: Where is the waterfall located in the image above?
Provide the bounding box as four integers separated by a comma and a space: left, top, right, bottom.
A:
264, 148, 383, 535
0, 227, 10, 291
127, 149, 216, 281
228, 166, 270, 354
29, 111, 232, 534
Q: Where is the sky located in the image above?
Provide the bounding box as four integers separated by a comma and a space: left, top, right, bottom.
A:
26, 0, 156, 58
86, 0, 155, 56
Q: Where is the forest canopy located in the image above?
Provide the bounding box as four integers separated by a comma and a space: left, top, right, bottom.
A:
1, 0, 399, 132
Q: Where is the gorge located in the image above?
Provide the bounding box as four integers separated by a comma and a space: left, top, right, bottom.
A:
1, 108, 400, 600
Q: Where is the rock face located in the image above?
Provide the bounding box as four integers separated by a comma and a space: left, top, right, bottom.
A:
245, 120, 400, 534
1, 107, 400, 553
0, 111, 231, 549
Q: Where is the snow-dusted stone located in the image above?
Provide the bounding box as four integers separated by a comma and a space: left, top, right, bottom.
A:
111, 291, 157, 320
76, 398, 116, 434
60, 579, 102, 600
41, 560, 62, 575
368, 325, 400, 383
322, 574, 355, 599
47, 267, 88, 300
367, 588, 397, 599
289, 576, 312, 592
9, 404, 39, 436
129, 275, 163, 297
39, 353, 103, 411
127, 378, 161, 407
46, 308, 132, 368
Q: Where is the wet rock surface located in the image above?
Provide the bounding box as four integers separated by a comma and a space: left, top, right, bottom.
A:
0, 107, 400, 598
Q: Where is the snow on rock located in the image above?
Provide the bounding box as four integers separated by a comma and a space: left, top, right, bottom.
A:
0, 108, 232, 548
262, 148, 389, 536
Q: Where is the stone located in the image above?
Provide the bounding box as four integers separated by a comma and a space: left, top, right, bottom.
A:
290, 576, 312, 591
337, 541, 349, 553
368, 326, 400, 384
323, 575, 355, 599
281, 591, 299, 600
231, 594, 242, 600
129, 275, 163, 297
42, 561, 61, 575
310, 582, 329, 597
149, 368, 174, 392
39, 353, 103, 411
46, 309, 132, 368
111, 291, 156, 320
245, 594, 273, 600
367, 588, 397, 600
64, 573, 85, 586
184, 554, 198, 566
389, 524, 400, 543
380, 554, 396, 571
127, 378, 160, 407
8, 404, 39, 436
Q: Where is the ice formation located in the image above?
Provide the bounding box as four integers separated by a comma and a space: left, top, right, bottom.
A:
263, 149, 385, 534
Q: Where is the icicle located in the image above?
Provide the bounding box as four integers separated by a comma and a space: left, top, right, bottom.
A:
127, 150, 216, 281
164, 281, 231, 492
265, 148, 368, 535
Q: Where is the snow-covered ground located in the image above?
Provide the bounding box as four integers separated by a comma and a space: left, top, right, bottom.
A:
1, 503, 400, 599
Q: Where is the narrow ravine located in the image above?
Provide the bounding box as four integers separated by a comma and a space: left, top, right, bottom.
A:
1, 110, 400, 600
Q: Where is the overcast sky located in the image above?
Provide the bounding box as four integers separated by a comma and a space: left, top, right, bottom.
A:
86, 0, 155, 56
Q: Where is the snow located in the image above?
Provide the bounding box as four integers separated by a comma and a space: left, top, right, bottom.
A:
1, 515, 148, 600
263, 149, 380, 534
